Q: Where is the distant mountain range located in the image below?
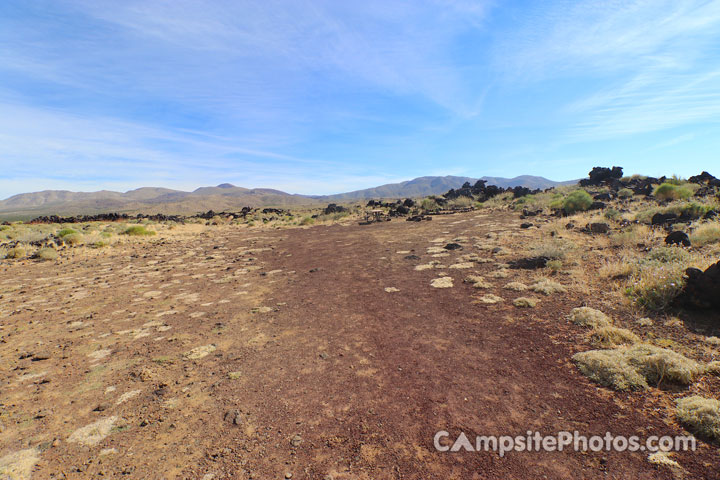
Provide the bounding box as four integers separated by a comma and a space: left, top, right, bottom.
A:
0, 175, 576, 220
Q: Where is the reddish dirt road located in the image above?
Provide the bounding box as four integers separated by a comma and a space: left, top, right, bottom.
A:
1, 211, 717, 479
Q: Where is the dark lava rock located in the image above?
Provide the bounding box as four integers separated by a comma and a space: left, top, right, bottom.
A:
509, 257, 549, 269
589, 201, 607, 210
520, 223, 533, 229
679, 261, 720, 310
704, 210, 718, 220
665, 231, 691, 246
565, 223, 575, 230
588, 223, 611, 234
444, 243, 463, 251
651, 212, 678, 226
404, 254, 421, 260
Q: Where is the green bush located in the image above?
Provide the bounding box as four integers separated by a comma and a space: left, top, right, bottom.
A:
122, 225, 156, 236
57, 228, 78, 237
654, 183, 692, 201
299, 217, 314, 226
562, 190, 593, 214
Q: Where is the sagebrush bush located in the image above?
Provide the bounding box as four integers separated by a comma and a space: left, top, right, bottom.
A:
562, 190, 593, 214
122, 225, 156, 236
654, 183, 692, 201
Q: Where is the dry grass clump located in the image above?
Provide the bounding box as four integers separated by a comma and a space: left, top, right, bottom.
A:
62, 232, 84, 246
675, 396, 720, 441
625, 246, 714, 313
464, 275, 491, 288
690, 223, 720, 246
34, 247, 58, 261
705, 336, 720, 346
513, 297, 538, 308
623, 344, 702, 386
530, 278, 566, 295
588, 326, 640, 347
569, 307, 612, 328
573, 349, 648, 391
706, 362, 720, 376
477, 294, 504, 304
5, 246, 26, 259
573, 344, 702, 390
504, 281, 528, 291
528, 238, 574, 260
122, 225, 156, 236
636, 317, 654, 327
488, 269, 509, 278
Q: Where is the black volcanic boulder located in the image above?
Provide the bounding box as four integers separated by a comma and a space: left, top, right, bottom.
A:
323, 204, 347, 215
509, 256, 548, 269
651, 212, 678, 226
679, 261, 720, 310
589, 201, 606, 210
520, 222, 533, 229
444, 243, 463, 251
403, 198, 415, 207
688, 171, 720, 187
665, 231, 691, 247
579, 166, 624, 187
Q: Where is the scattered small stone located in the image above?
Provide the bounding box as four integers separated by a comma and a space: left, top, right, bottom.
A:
223, 409, 243, 426
384, 287, 400, 293
290, 434, 302, 447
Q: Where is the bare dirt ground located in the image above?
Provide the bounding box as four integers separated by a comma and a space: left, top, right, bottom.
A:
1, 210, 718, 479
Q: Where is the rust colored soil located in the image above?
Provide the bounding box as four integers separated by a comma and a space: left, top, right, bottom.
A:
1, 211, 717, 479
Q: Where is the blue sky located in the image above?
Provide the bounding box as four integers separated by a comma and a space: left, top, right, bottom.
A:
2, 0, 720, 197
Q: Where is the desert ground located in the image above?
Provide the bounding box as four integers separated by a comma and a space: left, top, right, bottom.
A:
1, 199, 719, 479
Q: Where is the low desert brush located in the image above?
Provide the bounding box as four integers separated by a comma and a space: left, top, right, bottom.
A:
675, 396, 720, 441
